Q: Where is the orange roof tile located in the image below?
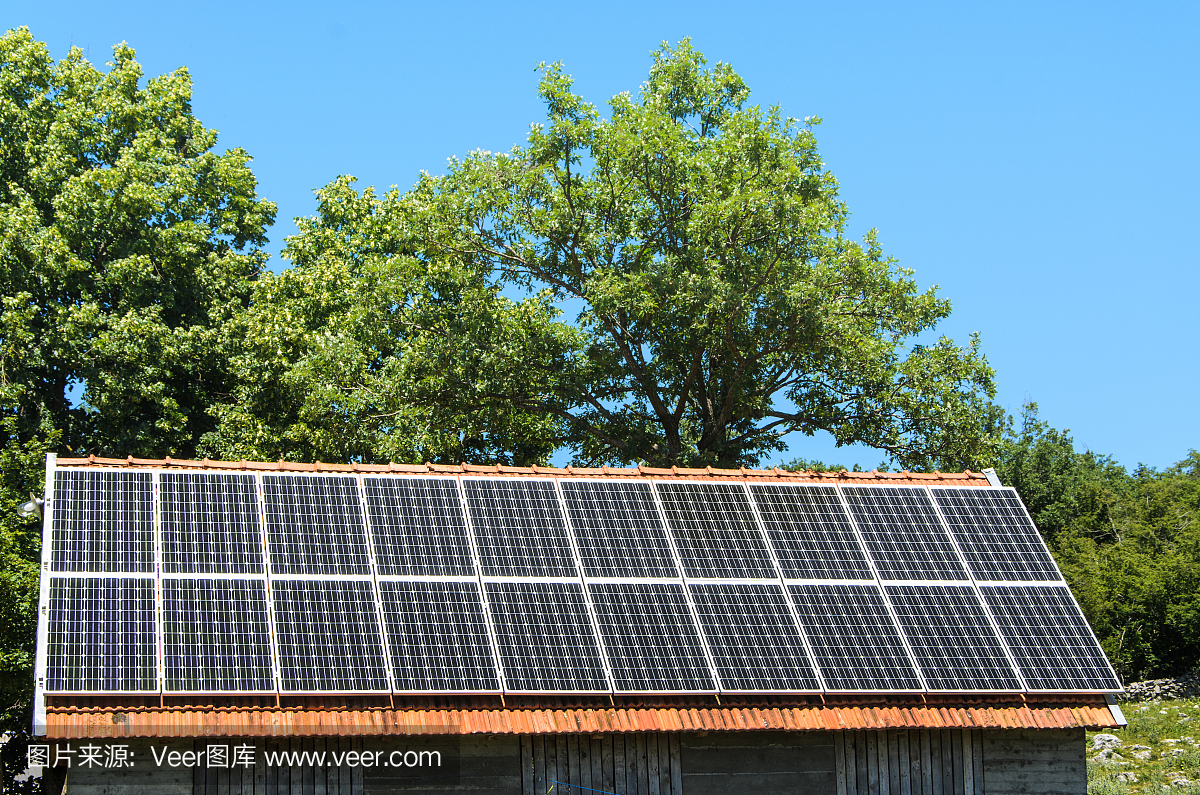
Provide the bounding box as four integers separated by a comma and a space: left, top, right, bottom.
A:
53, 455, 990, 485
43, 696, 1120, 738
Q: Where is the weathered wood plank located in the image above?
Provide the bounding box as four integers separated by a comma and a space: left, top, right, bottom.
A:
918, 731, 931, 795
835, 732, 848, 795
929, 730, 942, 795
879, 731, 891, 795
856, 732, 869, 795
522, 736, 534, 795
668, 734, 682, 795
534, 735, 548, 795
971, 731, 983, 795
898, 730, 911, 795
634, 733, 648, 795
566, 739, 580, 792
647, 733, 660, 795
556, 735, 568, 793
614, 734, 627, 795
961, 729, 974, 795
601, 734, 614, 793
350, 738, 363, 795
592, 736, 604, 794
941, 730, 955, 795
866, 731, 879, 795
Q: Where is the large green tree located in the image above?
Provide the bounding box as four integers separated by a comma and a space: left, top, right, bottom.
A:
227, 40, 1001, 470
0, 28, 274, 789
404, 41, 999, 469
0, 27, 275, 461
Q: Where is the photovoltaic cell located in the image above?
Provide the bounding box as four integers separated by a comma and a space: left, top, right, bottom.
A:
654, 482, 776, 578
885, 585, 1022, 691
45, 577, 157, 692
160, 473, 265, 573
484, 581, 608, 692
841, 486, 968, 581
750, 484, 873, 580
688, 583, 820, 691
379, 580, 499, 692
560, 481, 677, 578
788, 585, 923, 691
932, 488, 1061, 582
50, 470, 153, 573
463, 480, 578, 577
162, 578, 274, 691
262, 476, 371, 575
982, 585, 1120, 691
364, 477, 475, 576
588, 583, 715, 692
271, 580, 389, 691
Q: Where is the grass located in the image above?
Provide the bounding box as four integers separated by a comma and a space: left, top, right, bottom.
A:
1087, 698, 1200, 793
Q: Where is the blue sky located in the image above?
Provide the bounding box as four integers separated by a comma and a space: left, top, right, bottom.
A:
9, 1, 1198, 471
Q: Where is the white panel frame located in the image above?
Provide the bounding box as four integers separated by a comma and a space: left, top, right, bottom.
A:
158, 572, 279, 696
32, 453, 55, 733
361, 473, 478, 578
156, 469, 278, 696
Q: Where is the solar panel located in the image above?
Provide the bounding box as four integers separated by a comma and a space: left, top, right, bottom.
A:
688, 583, 820, 691
159, 473, 265, 573
484, 581, 608, 692
788, 584, 923, 691
559, 481, 677, 578
50, 470, 153, 572
749, 483, 873, 579
463, 479, 578, 577
885, 585, 1022, 691
932, 488, 1061, 582
982, 585, 1120, 691
261, 475, 372, 575
363, 477, 476, 576
378, 580, 500, 692
654, 482, 776, 578
588, 583, 715, 692
270, 579, 390, 692
161, 578, 275, 692
841, 486, 968, 581
45, 577, 157, 692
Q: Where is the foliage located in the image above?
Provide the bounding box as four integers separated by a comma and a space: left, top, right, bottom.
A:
778, 457, 865, 473
0, 26, 275, 460
275, 39, 1001, 470
1086, 699, 1200, 794
996, 405, 1200, 681
0, 27, 274, 790
199, 177, 567, 465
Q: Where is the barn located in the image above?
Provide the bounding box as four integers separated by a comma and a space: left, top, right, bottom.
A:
30, 454, 1125, 795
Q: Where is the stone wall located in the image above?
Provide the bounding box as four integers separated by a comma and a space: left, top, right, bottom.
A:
1120, 670, 1200, 702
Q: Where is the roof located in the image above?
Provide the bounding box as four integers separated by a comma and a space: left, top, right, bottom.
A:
45, 695, 1123, 739
54, 455, 991, 485
45, 455, 1108, 739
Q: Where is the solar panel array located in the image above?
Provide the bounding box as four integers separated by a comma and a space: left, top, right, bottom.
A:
36, 466, 1121, 697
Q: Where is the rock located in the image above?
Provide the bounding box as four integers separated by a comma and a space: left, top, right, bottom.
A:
1092, 733, 1122, 749
1129, 744, 1151, 750
1116, 772, 1138, 782
1170, 748, 1188, 757
1092, 750, 1126, 763
1132, 750, 1152, 760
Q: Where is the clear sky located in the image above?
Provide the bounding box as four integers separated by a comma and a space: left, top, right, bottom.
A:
8, 1, 1198, 471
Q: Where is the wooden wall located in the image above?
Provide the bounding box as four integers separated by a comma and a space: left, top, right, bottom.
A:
58, 728, 1086, 795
